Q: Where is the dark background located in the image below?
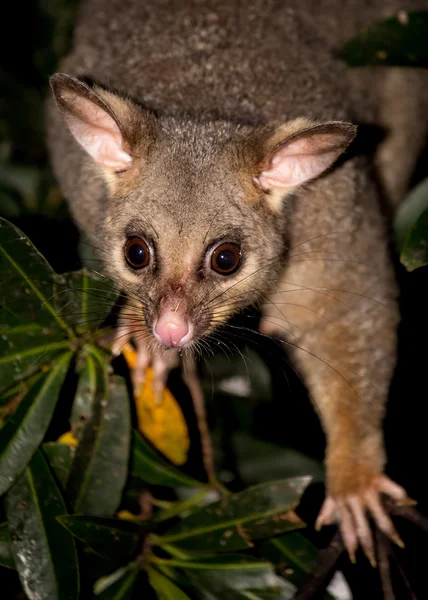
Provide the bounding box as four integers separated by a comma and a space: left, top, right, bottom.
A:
1, 2, 428, 598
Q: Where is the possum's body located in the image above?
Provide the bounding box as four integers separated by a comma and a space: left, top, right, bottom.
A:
48, 0, 428, 561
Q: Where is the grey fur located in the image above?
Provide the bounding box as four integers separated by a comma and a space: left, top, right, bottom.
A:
47, 0, 428, 541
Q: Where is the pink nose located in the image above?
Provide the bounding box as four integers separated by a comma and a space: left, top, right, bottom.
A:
154, 310, 191, 348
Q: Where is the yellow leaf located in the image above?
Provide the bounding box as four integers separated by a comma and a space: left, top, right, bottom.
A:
57, 431, 79, 447
121, 343, 137, 369
122, 347, 189, 466
117, 510, 141, 522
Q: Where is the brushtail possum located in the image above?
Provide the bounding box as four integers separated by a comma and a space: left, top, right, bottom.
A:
48, 0, 428, 564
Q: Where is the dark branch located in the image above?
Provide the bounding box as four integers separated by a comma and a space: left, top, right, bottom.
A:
293, 531, 344, 600
376, 530, 394, 600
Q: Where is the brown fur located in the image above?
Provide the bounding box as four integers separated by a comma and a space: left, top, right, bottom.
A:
47, 0, 428, 511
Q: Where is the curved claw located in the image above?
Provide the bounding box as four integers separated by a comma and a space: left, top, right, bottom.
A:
316, 475, 411, 566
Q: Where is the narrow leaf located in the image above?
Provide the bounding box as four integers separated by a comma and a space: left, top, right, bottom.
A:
66, 373, 131, 516
42, 442, 75, 489
131, 430, 204, 489
0, 351, 72, 495
148, 567, 191, 600
0, 217, 72, 335
157, 477, 310, 553
70, 352, 99, 435
94, 563, 139, 599
394, 178, 428, 271
156, 555, 290, 596
122, 346, 189, 466
154, 556, 297, 600
395, 177, 428, 246
0, 321, 70, 392
399, 208, 428, 271
57, 515, 141, 558
261, 532, 337, 597
6, 449, 79, 600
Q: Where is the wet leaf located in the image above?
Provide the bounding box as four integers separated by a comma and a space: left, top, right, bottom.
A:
54, 269, 118, 331
0, 522, 14, 570
0, 351, 72, 495
57, 515, 141, 559
339, 11, 428, 67
94, 563, 140, 599
6, 449, 79, 600
42, 442, 75, 489
131, 430, 204, 489
157, 477, 310, 553
0, 217, 72, 335
70, 351, 102, 437
395, 178, 428, 271
66, 372, 131, 516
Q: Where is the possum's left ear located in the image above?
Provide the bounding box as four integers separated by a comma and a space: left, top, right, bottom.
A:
255, 120, 356, 196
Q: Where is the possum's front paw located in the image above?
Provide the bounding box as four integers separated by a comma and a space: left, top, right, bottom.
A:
316, 474, 412, 565
111, 314, 179, 398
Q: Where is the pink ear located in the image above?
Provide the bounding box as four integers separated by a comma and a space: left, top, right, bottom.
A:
51, 74, 132, 172
257, 122, 356, 191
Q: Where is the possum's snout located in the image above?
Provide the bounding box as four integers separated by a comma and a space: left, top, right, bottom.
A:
153, 309, 193, 348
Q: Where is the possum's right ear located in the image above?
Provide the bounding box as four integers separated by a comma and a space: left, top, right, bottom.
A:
50, 73, 155, 172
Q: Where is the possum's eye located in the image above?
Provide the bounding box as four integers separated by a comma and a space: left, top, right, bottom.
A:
125, 237, 150, 269
211, 243, 241, 275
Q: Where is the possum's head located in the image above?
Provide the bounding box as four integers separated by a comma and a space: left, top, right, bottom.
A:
51, 74, 355, 349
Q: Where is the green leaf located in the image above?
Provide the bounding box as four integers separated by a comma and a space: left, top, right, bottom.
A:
157, 555, 292, 595
131, 430, 204, 489
94, 563, 139, 599
6, 449, 79, 600
148, 567, 192, 600
339, 11, 428, 67
395, 178, 428, 247
66, 372, 131, 516
0, 321, 70, 393
0, 351, 72, 495
0, 522, 14, 570
70, 352, 101, 436
233, 433, 324, 485
157, 477, 310, 553
0, 217, 72, 335
399, 209, 428, 271
394, 178, 428, 271
54, 269, 118, 331
57, 515, 141, 559
261, 532, 335, 596
42, 442, 75, 489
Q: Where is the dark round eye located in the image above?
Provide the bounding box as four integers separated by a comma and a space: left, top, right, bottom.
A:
124, 237, 150, 269
211, 242, 242, 275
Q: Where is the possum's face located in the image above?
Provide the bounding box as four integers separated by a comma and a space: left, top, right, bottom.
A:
51, 74, 355, 349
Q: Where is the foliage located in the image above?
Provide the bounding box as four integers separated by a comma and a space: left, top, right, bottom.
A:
339, 11, 428, 67
394, 178, 428, 271
1, 3, 428, 599
339, 9, 428, 272
0, 217, 321, 599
